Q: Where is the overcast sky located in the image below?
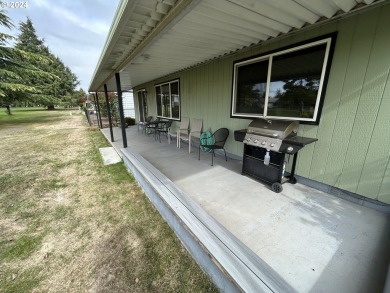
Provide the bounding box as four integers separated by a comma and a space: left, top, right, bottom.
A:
4, 0, 120, 91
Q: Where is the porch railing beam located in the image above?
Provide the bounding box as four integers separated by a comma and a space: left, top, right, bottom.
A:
104, 84, 114, 142
115, 72, 127, 148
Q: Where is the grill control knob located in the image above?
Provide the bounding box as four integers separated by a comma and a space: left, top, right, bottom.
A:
254, 139, 258, 143
246, 138, 251, 142
287, 146, 294, 152
261, 141, 266, 145
270, 143, 275, 147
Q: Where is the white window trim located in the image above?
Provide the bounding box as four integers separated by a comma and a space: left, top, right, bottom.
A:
231, 37, 333, 122
155, 79, 180, 121
136, 89, 147, 119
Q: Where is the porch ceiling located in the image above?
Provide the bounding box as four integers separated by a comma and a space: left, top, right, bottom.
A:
89, 0, 381, 93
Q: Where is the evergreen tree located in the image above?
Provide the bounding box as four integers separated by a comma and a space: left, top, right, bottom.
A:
14, 18, 79, 110
0, 10, 48, 114
15, 17, 44, 53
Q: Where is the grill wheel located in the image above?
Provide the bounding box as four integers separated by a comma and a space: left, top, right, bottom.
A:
271, 182, 283, 193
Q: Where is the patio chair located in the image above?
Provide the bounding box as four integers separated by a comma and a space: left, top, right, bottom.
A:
138, 116, 153, 133
176, 117, 190, 148
156, 120, 172, 143
145, 117, 160, 137
198, 128, 229, 166
177, 118, 202, 153
189, 118, 203, 153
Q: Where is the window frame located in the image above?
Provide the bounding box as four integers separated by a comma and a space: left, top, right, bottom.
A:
136, 88, 147, 122
155, 79, 181, 121
231, 34, 337, 124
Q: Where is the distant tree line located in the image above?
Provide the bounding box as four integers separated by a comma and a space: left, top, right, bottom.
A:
0, 9, 85, 114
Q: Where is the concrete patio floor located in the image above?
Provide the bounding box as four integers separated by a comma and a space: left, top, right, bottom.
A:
101, 126, 389, 293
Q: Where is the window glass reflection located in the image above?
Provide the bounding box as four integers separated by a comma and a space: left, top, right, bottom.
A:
156, 86, 162, 116
161, 84, 170, 118
267, 44, 326, 118
155, 80, 180, 120
171, 82, 180, 119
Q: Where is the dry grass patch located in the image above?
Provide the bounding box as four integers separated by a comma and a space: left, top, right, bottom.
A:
0, 108, 218, 293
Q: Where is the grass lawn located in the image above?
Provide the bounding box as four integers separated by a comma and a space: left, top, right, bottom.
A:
0, 108, 218, 292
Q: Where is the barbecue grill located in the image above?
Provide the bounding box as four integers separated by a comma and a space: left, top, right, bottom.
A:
234, 119, 317, 193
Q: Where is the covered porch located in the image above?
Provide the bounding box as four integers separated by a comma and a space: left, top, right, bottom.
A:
100, 126, 389, 293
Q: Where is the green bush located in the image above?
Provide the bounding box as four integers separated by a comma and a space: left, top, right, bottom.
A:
125, 117, 136, 127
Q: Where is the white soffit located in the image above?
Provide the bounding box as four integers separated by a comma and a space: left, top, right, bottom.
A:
89, 0, 383, 92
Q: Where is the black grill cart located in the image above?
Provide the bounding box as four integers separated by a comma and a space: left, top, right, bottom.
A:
234, 128, 317, 193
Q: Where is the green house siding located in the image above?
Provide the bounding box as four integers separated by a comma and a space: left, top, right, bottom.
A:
133, 3, 390, 204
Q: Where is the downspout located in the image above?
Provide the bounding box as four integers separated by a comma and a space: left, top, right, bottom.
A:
115, 72, 127, 148
104, 84, 115, 142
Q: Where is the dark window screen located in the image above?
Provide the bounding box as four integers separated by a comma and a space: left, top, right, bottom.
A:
235, 60, 268, 115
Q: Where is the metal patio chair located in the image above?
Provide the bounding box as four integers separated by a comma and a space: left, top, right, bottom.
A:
198, 128, 229, 166
145, 117, 161, 137
138, 116, 153, 133
156, 120, 172, 143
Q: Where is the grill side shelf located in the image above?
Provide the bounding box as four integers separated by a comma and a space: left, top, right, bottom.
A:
234, 129, 247, 142
283, 136, 318, 147
279, 137, 318, 154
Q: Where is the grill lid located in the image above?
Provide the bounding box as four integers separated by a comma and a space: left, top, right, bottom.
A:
247, 119, 299, 139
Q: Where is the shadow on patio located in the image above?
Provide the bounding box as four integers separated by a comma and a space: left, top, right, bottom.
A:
101, 125, 390, 293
